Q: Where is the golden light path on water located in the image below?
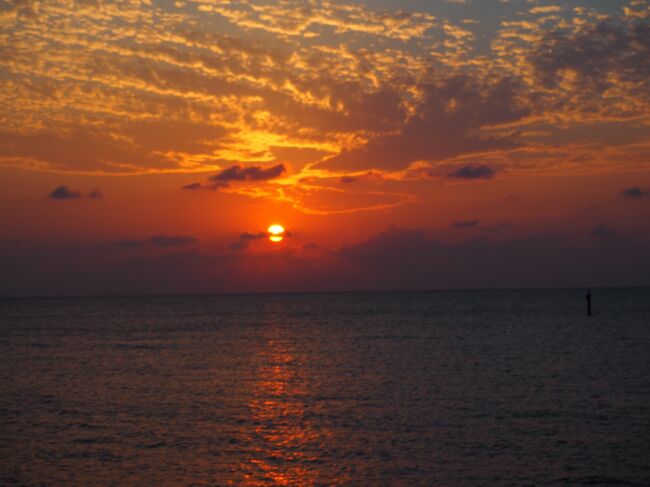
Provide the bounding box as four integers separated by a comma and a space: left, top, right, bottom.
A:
239, 315, 331, 485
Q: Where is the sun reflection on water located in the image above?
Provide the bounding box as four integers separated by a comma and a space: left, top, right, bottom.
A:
242, 325, 324, 485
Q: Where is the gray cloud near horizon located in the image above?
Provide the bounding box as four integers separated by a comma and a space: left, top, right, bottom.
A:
451, 220, 480, 228
621, 187, 649, 199
150, 235, 197, 247
1, 225, 648, 297
48, 185, 103, 201
448, 165, 495, 180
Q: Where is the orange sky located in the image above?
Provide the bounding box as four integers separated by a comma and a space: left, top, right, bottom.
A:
1, 0, 649, 295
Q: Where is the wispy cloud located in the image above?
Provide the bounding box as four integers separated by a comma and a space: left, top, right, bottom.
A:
149, 235, 198, 247
447, 165, 495, 180
451, 219, 480, 228
48, 185, 103, 200
620, 186, 649, 199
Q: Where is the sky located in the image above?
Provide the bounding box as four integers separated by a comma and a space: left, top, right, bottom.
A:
0, 0, 649, 296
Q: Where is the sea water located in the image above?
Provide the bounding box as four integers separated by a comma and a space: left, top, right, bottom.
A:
1, 289, 649, 485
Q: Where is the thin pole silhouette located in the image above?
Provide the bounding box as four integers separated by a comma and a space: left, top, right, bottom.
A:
586, 289, 592, 316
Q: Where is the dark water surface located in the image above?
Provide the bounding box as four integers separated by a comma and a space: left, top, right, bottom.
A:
1, 289, 649, 486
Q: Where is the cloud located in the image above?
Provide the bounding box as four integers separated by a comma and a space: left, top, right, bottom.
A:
212, 164, 286, 182
529, 21, 650, 99
2, 226, 649, 297
480, 222, 512, 233
229, 240, 250, 251
451, 220, 480, 228
115, 235, 198, 248
319, 75, 527, 172
2, 128, 175, 174
48, 185, 81, 200
183, 164, 286, 191
2, 0, 648, 184
336, 227, 650, 290
114, 239, 146, 248
589, 224, 635, 246
149, 235, 197, 247
199, 0, 435, 41
447, 164, 495, 180
182, 183, 204, 191
240, 232, 268, 240
48, 185, 103, 200
227, 227, 295, 251
620, 187, 649, 199
589, 224, 616, 239
182, 181, 229, 191
529, 6, 562, 14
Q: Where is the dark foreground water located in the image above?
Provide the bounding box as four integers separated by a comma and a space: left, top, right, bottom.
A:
1, 289, 649, 486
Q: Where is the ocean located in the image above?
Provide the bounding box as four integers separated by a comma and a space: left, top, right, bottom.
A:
1, 289, 649, 486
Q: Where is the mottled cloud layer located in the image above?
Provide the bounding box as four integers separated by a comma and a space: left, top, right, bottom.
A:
0, 0, 648, 214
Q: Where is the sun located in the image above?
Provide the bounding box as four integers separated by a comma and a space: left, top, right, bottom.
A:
267, 224, 285, 243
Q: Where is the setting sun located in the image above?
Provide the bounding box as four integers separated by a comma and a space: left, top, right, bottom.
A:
268, 224, 285, 243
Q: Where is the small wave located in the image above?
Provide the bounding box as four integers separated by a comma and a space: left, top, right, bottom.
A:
556, 475, 644, 486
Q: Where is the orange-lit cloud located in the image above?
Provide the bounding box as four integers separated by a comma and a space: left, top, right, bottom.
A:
0, 0, 649, 296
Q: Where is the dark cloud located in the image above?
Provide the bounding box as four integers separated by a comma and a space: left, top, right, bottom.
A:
48, 185, 104, 200
183, 164, 286, 191
337, 227, 650, 290
340, 176, 357, 184
339, 227, 431, 264
480, 222, 512, 233
302, 242, 319, 250
451, 220, 479, 229
182, 182, 204, 191
149, 235, 197, 247
264, 82, 406, 134
240, 232, 268, 240
229, 240, 250, 251
211, 164, 286, 182
620, 187, 649, 199
228, 228, 294, 251
319, 75, 528, 171
589, 224, 616, 239
589, 224, 634, 246
114, 239, 146, 248
48, 185, 81, 200
2, 226, 648, 297
529, 21, 650, 98
447, 165, 495, 180
182, 180, 229, 191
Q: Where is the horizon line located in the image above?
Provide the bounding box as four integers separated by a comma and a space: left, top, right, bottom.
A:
1, 285, 648, 301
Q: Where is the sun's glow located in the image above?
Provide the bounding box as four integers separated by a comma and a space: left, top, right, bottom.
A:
268, 224, 285, 235
268, 224, 285, 243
